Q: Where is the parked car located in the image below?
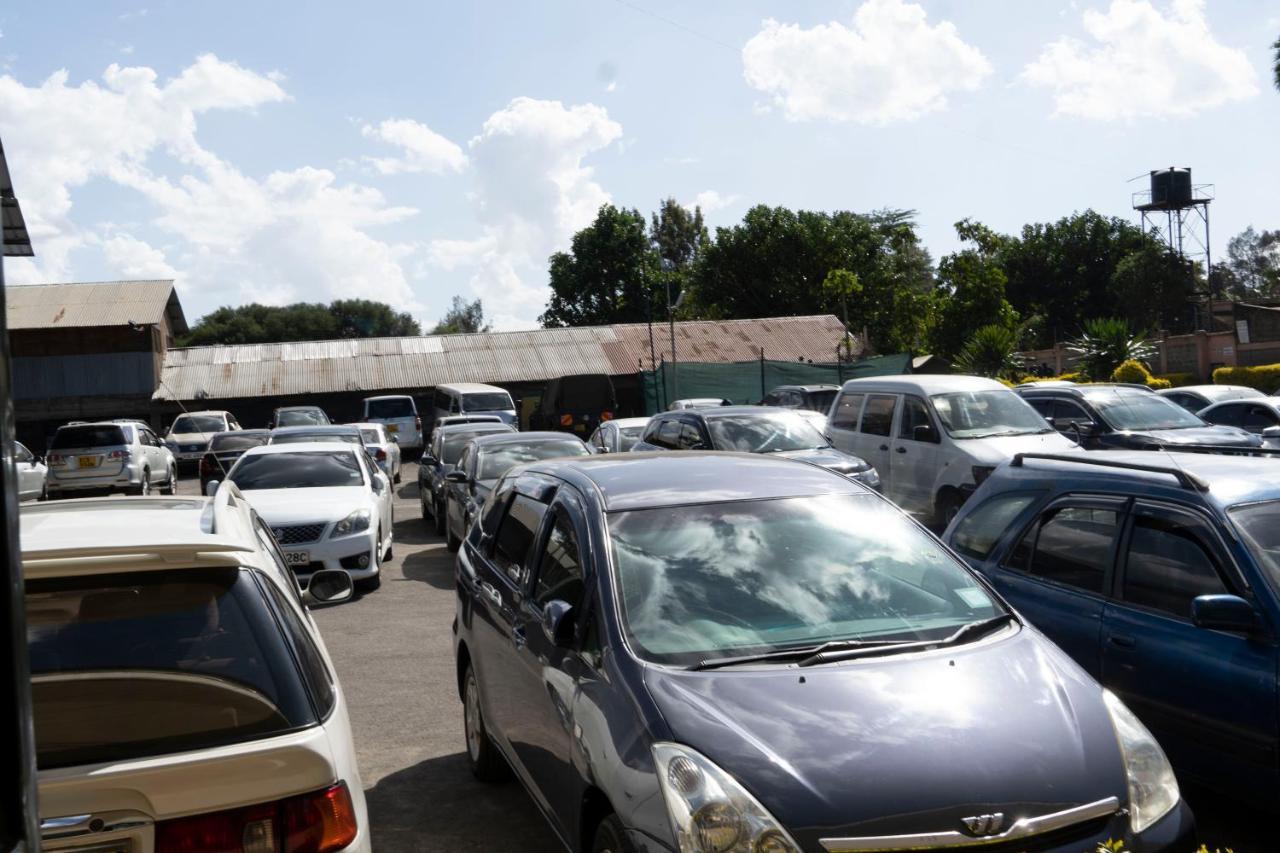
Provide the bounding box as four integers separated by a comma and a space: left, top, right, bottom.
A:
419, 422, 516, 534
432, 383, 517, 427
270, 424, 364, 445
586, 417, 649, 454
428, 414, 506, 446
212, 442, 393, 592
454, 452, 1194, 853
794, 408, 828, 433
1017, 383, 1264, 451
270, 405, 331, 429
824, 376, 1075, 525
362, 394, 423, 452
761, 383, 839, 412
45, 421, 176, 498
944, 449, 1280, 809
21, 489, 369, 852
634, 406, 880, 490
1196, 396, 1280, 446
14, 441, 47, 502
352, 422, 402, 483
164, 410, 241, 467
530, 373, 616, 434
667, 397, 730, 410
198, 429, 271, 494
442, 432, 589, 551
1158, 384, 1263, 413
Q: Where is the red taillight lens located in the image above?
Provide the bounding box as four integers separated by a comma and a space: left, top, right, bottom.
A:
199, 454, 215, 475
375, 448, 387, 461
282, 782, 359, 853
601, 411, 614, 421
154, 783, 356, 853
414, 416, 422, 431
48, 454, 65, 466
108, 449, 128, 460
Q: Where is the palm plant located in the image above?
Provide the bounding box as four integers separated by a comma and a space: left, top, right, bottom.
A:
953, 324, 1027, 379
1066, 317, 1156, 380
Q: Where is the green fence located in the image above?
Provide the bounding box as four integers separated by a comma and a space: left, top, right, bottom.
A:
640, 353, 912, 414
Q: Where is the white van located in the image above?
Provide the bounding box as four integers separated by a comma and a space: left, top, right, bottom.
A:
362, 394, 423, 450
431, 383, 517, 427
825, 375, 1077, 526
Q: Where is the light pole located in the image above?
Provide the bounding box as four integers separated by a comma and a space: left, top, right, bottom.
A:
662, 258, 679, 403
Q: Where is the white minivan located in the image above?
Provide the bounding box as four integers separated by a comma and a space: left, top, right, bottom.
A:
431, 383, 517, 427
825, 375, 1077, 526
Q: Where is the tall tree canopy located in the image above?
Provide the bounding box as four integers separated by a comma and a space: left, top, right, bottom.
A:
540, 205, 658, 328
1213, 227, 1280, 299
180, 299, 420, 346
431, 295, 491, 335
930, 221, 1016, 360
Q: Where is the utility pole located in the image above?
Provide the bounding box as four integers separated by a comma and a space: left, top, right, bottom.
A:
644, 269, 657, 372
663, 259, 679, 402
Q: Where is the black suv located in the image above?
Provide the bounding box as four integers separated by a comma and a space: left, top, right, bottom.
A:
1016, 384, 1262, 450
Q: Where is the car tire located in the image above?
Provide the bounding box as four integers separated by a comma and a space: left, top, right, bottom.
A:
38, 483, 47, 502
394, 467, 402, 484
160, 464, 177, 495
935, 491, 964, 530
592, 815, 636, 853
463, 665, 508, 783
384, 526, 394, 561
130, 469, 151, 497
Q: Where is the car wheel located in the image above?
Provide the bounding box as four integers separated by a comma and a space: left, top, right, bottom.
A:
161, 464, 177, 495
592, 815, 636, 853
384, 525, 394, 561
38, 483, 47, 502
394, 466, 402, 484
463, 665, 508, 783
131, 469, 151, 496
935, 491, 964, 530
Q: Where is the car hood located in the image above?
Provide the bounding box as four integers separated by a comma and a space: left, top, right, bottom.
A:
773, 447, 870, 471
960, 430, 1079, 464
1112, 425, 1261, 447
642, 628, 1126, 845
238, 487, 371, 522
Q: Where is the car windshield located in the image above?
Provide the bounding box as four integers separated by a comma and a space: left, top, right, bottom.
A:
229, 451, 363, 489
170, 415, 225, 434
705, 412, 828, 453
276, 409, 328, 427
272, 432, 361, 445
931, 390, 1052, 439
25, 567, 314, 769
477, 440, 589, 481
617, 426, 645, 451
462, 392, 514, 412
608, 494, 1003, 666
366, 398, 415, 418
1228, 501, 1280, 595
1086, 390, 1205, 430
50, 425, 126, 449
359, 428, 382, 444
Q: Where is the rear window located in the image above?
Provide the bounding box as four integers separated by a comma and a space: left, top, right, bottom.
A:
230, 451, 364, 490
366, 398, 415, 419
272, 432, 361, 445
50, 425, 126, 449
276, 409, 329, 427
478, 440, 589, 481
807, 390, 838, 413
210, 433, 269, 452
26, 568, 315, 769
171, 414, 226, 434
359, 428, 382, 443
462, 392, 514, 412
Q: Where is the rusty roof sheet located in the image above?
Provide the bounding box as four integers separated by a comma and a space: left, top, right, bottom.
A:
7, 280, 187, 333
155, 314, 852, 401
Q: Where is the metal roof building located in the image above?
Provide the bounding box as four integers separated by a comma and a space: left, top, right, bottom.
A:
6, 279, 187, 335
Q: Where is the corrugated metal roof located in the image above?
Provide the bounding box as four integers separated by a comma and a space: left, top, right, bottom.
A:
6, 280, 186, 332
155, 315, 854, 402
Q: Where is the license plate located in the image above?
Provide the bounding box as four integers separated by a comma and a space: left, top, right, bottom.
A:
386, 424, 399, 433
78, 456, 98, 469
283, 551, 310, 567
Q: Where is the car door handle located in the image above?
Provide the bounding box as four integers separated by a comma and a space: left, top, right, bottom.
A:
879, 444, 889, 452
478, 582, 502, 608
1107, 633, 1136, 649
895, 446, 907, 454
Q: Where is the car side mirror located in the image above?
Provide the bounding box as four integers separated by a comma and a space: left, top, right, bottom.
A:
445, 470, 467, 483
597, 445, 610, 454
912, 425, 939, 444
304, 569, 354, 606
204, 479, 220, 496
1263, 426, 1280, 440
541, 599, 577, 647
1191, 594, 1258, 633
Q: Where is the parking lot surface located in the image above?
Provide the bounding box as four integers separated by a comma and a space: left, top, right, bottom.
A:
179, 464, 1269, 851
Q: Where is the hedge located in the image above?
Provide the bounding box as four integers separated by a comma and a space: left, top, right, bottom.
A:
1153, 372, 1197, 388
1212, 364, 1280, 394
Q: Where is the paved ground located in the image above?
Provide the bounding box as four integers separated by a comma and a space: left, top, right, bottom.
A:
183, 463, 1268, 851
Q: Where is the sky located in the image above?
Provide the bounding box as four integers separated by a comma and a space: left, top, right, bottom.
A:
1, 0, 1277, 330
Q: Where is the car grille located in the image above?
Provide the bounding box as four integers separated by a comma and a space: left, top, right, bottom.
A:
271, 522, 326, 545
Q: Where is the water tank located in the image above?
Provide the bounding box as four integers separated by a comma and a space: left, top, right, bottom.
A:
1150, 168, 1193, 206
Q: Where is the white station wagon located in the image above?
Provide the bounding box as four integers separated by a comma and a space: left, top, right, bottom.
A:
22, 489, 370, 852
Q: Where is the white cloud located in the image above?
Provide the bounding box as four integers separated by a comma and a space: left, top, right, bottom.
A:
741, 0, 991, 124
429, 96, 622, 328
360, 117, 467, 175
687, 190, 738, 213
1024, 0, 1258, 120
0, 55, 422, 314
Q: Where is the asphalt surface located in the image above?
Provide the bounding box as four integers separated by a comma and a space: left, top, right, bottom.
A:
181, 463, 1269, 852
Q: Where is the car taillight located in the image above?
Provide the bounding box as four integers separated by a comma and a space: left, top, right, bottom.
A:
375, 448, 387, 461
414, 416, 422, 431
47, 454, 65, 466
155, 783, 357, 853
199, 454, 216, 475
107, 449, 129, 460
601, 411, 614, 421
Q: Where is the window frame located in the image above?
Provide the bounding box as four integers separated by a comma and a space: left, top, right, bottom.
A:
254, 572, 337, 720
1001, 494, 1129, 597
898, 395, 939, 443
829, 392, 866, 430
858, 394, 899, 438
951, 490, 1044, 561
527, 500, 588, 612
491, 492, 552, 585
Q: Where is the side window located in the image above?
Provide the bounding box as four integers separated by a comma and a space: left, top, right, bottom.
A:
1165, 393, 1196, 413
761, 392, 779, 406
14, 444, 31, 464
859, 395, 897, 437
532, 512, 584, 610
1121, 510, 1229, 619
1054, 400, 1093, 425
258, 577, 336, 716
951, 493, 1040, 560
677, 422, 705, 450
449, 394, 461, 414
1016, 505, 1121, 594
830, 393, 865, 429
1241, 405, 1279, 432
898, 396, 937, 441
1027, 398, 1054, 419
656, 420, 681, 449
1201, 404, 1241, 427
493, 494, 549, 583
433, 389, 448, 411
456, 446, 473, 478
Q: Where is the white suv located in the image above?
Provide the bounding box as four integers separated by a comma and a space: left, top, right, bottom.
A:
45, 420, 176, 498
22, 489, 370, 852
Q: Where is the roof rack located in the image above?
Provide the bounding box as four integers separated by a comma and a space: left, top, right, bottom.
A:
1010, 453, 1209, 492
1152, 444, 1280, 458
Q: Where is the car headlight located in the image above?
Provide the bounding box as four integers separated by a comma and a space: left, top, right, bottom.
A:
850, 467, 880, 488
653, 743, 800, 853
1102, 690, 1179, 834
331, 509, 372, 537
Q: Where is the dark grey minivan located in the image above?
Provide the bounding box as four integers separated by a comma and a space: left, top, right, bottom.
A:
454, 453, 1194, 853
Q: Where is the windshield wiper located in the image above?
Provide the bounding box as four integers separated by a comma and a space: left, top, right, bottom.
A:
797, 613, 1016, 668
692, 638, 909, 671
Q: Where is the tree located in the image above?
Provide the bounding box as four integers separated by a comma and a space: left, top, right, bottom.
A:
431, 296, 491, 335
650, 198, 709, 271
1109, 245, 1198, 332
1066, 317, 1156, 380
179, 300, 420, 346
540, 205, 658, 327
330, 299, 420, 338
930, 221, 1018, 360
822, 269, 861, 357
953, 325, 1026, 379
1219, 226, 1280, 298
1273, 34, 1280, 91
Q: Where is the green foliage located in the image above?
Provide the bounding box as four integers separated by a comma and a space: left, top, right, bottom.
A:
1216, 227, 1280, 299
931, 222, 1018, 360
1066, 318, 1156, 381
953, 324, 1026, 379
1155, 372, 1197, 388
180, 299, 420, 346
1213, 364, 1280, 394
431, 295, 491, 335
1111, 359, 1152, 384
540, 205, 658, 328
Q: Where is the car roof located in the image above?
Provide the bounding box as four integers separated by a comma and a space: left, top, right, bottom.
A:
605, 417, 650, 428
212, 428, 271, 438
1161, 385, 1262, 397
174, 410, 230, 417
773, 384, 838, 392
1201, 397, 1280, 412
437, 382, 508, 394
271, 424, 360, 435
348, 422, 385, 431
840, 375, 1008, 394
363, 394, 413, 401
524, 451, 866, 511
55, 420, 128, 429
242, 441, 363, 457
436, 422, 516, 436
1018, 383, 1152, 397
661, 405, 802, 419
274, 405, 325, 412
470, 431, 584, 448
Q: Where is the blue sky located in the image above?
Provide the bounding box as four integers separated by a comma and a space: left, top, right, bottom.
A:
2, 0, 1277, 329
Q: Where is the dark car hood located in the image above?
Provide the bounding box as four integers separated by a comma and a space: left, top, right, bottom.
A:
773, 447, 868, 471
642, 628, 1125, 844
1109, 425, 1260, 448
